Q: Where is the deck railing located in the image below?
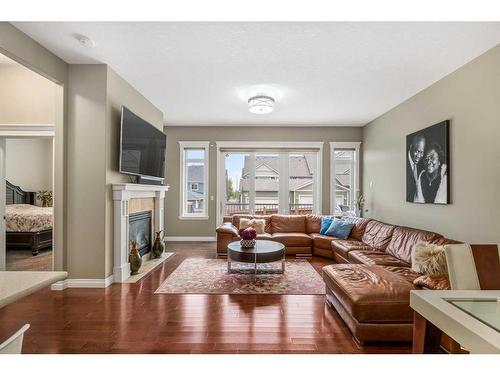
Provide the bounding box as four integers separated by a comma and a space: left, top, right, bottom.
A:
224, 203, 313, 215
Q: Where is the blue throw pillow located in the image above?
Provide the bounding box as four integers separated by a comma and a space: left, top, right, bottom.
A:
325, 219, 355, 239
320, 216, 334, 235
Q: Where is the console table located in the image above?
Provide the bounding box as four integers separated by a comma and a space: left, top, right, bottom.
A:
410, 290, 500, 354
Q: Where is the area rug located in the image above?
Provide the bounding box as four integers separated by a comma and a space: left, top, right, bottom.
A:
154, 258, 325, 295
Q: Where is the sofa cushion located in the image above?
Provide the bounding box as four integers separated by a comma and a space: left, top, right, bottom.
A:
325, 219, 355, 239
361, 220, 396, 251
270, 215, 306, 234
348, 250, 411, 267
331, 239, 372, 259
256, 233, 273, 240
305, 214, 322, 234
322, 264, 416, 323
271, 232, 312, 247
341, 217, 371, 241
386, 226, 442, 264
310, 233, 336, 250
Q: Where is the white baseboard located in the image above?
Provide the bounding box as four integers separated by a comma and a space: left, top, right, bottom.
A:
165, 236, 216, 242
51, 275, 114, 290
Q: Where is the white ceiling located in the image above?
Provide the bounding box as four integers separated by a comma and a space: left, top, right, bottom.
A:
12, 22, 500, 127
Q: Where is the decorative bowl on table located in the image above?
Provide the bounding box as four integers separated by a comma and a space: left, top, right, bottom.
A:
239, 227, 257, 248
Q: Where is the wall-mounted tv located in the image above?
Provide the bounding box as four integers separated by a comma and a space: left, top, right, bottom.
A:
119, 106, 166, 180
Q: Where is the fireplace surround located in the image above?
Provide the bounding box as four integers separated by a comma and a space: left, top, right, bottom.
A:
112, 183, 169, 282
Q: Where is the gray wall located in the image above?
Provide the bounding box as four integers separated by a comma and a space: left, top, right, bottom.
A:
105, 67, 163, 277
67, 65, 107, 279
363, 44, 500, 244
163, 126, 363, 237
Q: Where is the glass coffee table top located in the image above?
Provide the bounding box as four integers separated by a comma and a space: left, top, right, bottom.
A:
447, 298, 500, 333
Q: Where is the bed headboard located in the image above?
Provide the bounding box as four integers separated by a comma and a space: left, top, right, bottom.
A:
6, 180, 36, 205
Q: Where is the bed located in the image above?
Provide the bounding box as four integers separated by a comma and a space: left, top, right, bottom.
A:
5, 180, 53, 256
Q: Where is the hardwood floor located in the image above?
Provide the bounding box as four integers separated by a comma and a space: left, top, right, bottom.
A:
6, 248, 52, 271
0, 242, 411, 354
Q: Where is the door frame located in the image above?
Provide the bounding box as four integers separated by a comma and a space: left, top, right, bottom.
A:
0, 125, 56, 270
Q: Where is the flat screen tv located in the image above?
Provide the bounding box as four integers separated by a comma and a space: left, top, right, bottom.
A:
119, 106, 166, 180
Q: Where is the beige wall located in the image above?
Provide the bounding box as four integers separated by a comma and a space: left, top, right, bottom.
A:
163, 126, 363, 237
362, 45, 500, 244
0, 64, 57, 124
104, 67, 163, 277
6, 138, 53, 195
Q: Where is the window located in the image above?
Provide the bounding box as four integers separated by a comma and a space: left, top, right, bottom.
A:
179, 141, 209, 219
330, 142, 360, 216
216, 142, 323, 225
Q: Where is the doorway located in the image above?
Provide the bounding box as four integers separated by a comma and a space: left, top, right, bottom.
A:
0, 51, 62, 271
0, 136, 54, 270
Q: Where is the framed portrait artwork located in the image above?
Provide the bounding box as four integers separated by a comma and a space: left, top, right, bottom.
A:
406, 120, 450, 204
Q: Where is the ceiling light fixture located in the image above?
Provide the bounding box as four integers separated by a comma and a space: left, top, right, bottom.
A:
248, 95, 275, 114
75, 34, 96, 49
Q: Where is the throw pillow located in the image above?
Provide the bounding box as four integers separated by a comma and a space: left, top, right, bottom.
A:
324, 219, 355, 239
413, 274, 450, 290
239, 218, 266, 234
411, 242, 448, 275
320, 216, 334, 235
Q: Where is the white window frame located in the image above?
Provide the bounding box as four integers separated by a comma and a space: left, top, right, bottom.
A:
216, 141, 323, 227
330, 142, 360, 215
190, 183, 199, 191
179, 141, 209, 220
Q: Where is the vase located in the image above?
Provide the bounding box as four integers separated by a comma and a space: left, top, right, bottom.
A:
240, 239, 256, 248
151, 230, 164, 259
129, 240, 142, 275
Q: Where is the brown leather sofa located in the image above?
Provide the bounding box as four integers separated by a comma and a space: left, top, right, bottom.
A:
216, 214, 324, 256
216, 213, 459, 344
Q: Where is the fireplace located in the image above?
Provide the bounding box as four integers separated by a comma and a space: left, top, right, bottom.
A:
129, 210, 152, 256
112, 183, 169, 283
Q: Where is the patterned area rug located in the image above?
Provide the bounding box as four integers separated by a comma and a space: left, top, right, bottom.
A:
154, 258, 325, 295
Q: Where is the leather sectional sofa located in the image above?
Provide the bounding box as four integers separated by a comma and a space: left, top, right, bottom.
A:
216, 214, 458, 344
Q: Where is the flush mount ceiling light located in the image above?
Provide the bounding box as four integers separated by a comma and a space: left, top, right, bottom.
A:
75, 34, 96, 48
248, 95, 275, 114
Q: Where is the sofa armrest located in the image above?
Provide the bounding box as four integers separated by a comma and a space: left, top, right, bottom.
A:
413, 274, 450, 290
216, 223, 239, 237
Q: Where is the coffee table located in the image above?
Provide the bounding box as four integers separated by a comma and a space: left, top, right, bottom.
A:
227, 240, 285, 275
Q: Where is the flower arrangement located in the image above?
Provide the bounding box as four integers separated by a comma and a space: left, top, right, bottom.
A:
239, 227, 257, 248
36, 190, 53, 207
354, 191, 365, 217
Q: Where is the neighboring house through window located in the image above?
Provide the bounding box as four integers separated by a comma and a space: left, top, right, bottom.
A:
330, 142, 360, 215
179, 141, 209, 219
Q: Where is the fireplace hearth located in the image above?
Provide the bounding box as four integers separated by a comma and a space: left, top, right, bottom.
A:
129, 211, 152, 256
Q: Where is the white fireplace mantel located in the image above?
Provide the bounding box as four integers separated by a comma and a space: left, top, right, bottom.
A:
112, 183, 169, 282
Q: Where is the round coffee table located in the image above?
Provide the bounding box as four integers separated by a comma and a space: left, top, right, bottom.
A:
227, 240, 286, 275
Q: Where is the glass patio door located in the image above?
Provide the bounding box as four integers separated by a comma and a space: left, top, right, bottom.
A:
220, 149, 319, 223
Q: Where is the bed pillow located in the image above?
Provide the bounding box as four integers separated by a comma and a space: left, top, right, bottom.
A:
324, 219, 355, 239
319, 216, 334, 235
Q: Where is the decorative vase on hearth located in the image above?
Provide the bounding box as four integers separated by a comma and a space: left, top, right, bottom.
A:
129, 240, 142, 275
151, 230, 164, 259
240, 239, 256, 248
